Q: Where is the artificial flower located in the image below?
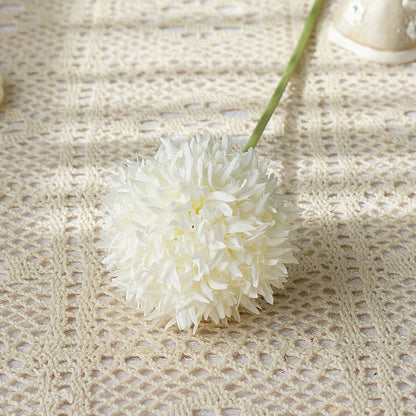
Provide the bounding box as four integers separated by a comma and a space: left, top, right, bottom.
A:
101, 133, 298, 331
100, 0, 324, 330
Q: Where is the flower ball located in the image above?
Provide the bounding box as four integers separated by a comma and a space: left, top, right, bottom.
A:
101, 133, 298, 331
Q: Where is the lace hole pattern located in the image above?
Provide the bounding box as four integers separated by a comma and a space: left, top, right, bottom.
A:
1, 0, 416, 415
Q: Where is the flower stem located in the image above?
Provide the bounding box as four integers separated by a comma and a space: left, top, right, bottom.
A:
243, 0, 324, 152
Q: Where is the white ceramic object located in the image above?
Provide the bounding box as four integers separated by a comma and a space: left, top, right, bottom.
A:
329, 0, 416, 64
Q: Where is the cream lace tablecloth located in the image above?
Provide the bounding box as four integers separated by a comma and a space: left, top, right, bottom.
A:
1, 0, 416, 415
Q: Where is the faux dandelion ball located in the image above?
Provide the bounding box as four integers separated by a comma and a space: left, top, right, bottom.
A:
101, 133, 298, 331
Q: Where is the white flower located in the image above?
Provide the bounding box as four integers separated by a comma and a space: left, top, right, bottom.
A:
100, 133, 298, 331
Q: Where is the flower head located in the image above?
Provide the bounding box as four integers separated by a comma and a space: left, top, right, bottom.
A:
101, 133, 298, 331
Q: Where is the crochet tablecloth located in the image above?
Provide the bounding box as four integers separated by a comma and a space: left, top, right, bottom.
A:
1, 0, 416, 415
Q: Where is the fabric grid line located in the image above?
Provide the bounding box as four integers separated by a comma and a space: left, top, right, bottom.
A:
1, 0, 416, 415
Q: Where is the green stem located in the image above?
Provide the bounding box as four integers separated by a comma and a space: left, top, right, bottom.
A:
243, 0, 324, 152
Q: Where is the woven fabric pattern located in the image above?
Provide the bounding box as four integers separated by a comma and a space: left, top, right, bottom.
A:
1, 0, 416, 415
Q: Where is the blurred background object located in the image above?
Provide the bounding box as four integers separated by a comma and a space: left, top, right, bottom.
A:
0, 74, 3, 103
329, 0, 416, 63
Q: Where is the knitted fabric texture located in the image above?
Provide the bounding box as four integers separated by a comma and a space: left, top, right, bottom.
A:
1, 0, 416, 415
